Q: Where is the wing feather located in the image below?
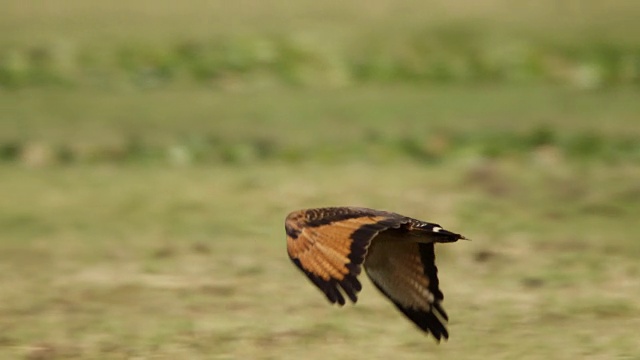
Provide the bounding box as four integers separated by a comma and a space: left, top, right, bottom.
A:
364, 239, 449, 341
286, 207, 407, 305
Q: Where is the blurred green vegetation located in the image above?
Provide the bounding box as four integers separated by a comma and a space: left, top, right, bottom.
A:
2, 21, 640, 89
2, 0, 640, 89
1, 87, 640, 167
1, 0, 640, 168
2, 31, 640, 89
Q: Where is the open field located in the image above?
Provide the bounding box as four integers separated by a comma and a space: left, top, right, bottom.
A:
1, 160, 640, 359
2, 1, 640, 359
1, 84, 639, 358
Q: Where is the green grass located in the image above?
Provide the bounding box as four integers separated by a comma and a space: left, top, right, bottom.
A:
3, 1, 640, 88
1, 86, 640, 167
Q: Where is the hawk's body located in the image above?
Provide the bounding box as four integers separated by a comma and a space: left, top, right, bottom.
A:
285, 207, 466, 341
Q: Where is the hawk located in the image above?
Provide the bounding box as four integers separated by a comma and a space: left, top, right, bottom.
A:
285, 206, 467, 341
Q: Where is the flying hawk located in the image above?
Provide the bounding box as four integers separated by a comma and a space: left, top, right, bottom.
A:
285, 206, 467, 341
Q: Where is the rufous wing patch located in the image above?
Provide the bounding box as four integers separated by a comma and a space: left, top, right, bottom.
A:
286, 210, 406, 305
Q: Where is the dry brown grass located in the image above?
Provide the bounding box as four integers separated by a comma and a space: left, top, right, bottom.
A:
1, 161, 639, 359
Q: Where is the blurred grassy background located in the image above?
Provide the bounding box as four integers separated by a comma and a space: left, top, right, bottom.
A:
1, 1, 640, 359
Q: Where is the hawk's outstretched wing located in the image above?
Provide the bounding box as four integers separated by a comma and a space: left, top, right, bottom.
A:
365, 239, 449, 340
285, 206, 465, 341
286, 207, 409, 305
